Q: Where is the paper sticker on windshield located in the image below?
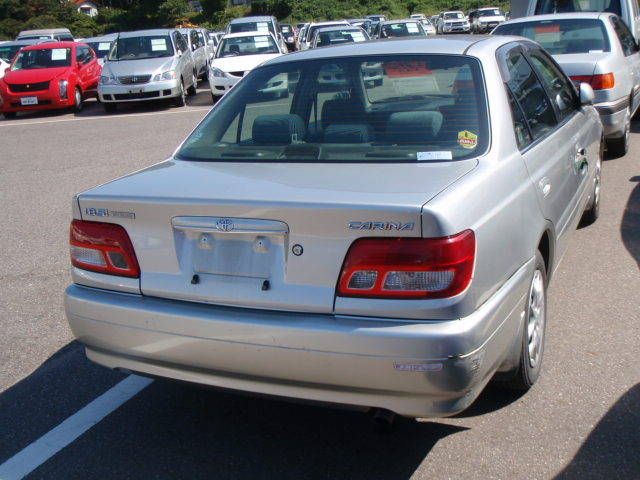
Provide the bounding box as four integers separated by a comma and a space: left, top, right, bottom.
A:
151, 38, 167, 51
384, 60, 432, 78
51, 48, 68, 61
417, 151, 452, 161
98, 42, 111, 51
351, 31, 366, 41
257, 22, 269, 32
534, 24, 560, 43
407, 23, 419, 33
458, 130, 478, 149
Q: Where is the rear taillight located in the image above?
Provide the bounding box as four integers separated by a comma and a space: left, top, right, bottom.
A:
337, 230, 475, 299
70, 220, 140, 278
570, 73, 615, 90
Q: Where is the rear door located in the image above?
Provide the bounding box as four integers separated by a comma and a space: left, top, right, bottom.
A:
500, 45, 581, 259
610, 15, 640, 113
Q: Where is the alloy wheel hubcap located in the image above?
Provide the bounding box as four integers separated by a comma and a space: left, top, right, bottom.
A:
527, 269, 545, 368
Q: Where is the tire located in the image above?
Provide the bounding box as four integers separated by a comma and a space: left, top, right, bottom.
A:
2, 111, 17, 119
581, 140, 603, 226
502, 251, 547, 390
187, 72, 197, 96
73, 87, 83, 113
211, 92, 219, 104
174, 80, 186, 107
606, 106, 630, 158
202, 63, 209, 81
103, 102, 117, 113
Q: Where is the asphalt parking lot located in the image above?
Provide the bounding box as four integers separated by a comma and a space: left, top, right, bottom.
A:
0, 82, 639, 479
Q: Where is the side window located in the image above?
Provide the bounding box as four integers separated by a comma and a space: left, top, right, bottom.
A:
175, 32, 187, 53
76, 46, 89, 64
198, 32, 206, 47
505, 51, 558, 140
611, 16, 639, 56
190, 30, 199, 49
528, 49, 578, 121
507, 89, 533, 149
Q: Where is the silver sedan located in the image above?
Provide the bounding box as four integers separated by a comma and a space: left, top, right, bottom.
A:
494, 12, 640, 156
65, 37, 602, 419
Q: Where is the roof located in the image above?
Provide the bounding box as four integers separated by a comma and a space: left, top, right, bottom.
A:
381, 19, 421, 24
308, 21, 350, 27
266, 36, 513, 66
118, 29, 174, 38
82, 33, 118, 42
498, 12, 610, 24
229, 16, 274, 24
0, 39, 47, 47
17, 28, 71, 36
21, 41, 77, 51
315, 26, 363, 32
222, 31, 276, 39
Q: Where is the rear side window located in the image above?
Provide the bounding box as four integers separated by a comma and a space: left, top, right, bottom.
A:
527, 49, 578, 121
611, 16, 639, 56
177, 55, 489, 163
507, 89, 533, 149
493, 19, 610, 54
505, 51, 557, 141
535, 0, 621, 16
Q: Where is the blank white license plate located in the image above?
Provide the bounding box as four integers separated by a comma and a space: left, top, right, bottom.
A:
20, 97, 38, 105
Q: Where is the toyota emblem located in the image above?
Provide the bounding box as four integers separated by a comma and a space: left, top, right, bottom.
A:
216, 218, 234, 232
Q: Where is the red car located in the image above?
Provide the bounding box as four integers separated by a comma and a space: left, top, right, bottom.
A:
0, 41, 101, 118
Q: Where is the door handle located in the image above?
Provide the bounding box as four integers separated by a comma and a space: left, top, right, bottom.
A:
574, 147, 588, 174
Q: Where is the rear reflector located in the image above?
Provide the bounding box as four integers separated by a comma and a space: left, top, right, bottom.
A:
70, 220, 140, 278
338, 230, 475, 299
570, 73, 615, 90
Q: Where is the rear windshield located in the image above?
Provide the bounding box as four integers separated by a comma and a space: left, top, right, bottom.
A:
0, 45, 22, 63
12, 48, 71, 70
217, 35, 279, 57
176, 55, 489, 163
381, 22, 426, 37
534, 0, 621, 16
316, 29, 367, 47
229, 21, 274, 35
494, 19, 610, 54
86, 41, 113, 59
109, 36, 174, 61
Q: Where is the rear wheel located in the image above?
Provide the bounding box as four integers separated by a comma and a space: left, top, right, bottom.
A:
502, 251, 547, 390
73, 87, 83, 113
606, 106, 630, 158
581, 140, 603, 225
103, 102, 117, 113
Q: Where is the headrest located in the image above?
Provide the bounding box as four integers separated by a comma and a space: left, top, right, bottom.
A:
385, 111, 443, 143
324, 124, 373, 143
252, 114, 306, 145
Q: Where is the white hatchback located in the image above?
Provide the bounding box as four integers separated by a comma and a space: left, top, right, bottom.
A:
209, 32, 286, 101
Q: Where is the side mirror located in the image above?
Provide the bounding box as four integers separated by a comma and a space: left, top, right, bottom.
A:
579, 82, 595, 106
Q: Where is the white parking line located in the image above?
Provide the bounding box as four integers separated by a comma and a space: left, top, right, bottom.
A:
0, 107, 210, 128
0, 375, 153, 480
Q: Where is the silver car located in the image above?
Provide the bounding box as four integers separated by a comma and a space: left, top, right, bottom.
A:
179, 28, 209, 79
98, 29, 198, 112
494, 13, 640, 156
65, 37, 602, 419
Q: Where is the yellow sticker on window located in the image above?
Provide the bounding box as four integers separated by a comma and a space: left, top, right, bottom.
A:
458, 130, 478, 149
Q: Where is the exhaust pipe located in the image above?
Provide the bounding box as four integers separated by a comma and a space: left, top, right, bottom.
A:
372, 408, 396, 432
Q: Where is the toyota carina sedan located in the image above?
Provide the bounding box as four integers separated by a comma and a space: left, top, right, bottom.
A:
65, 37, 602, 419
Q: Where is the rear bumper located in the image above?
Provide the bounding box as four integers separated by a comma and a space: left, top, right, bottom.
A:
65, 259, 532, 418
595, 98, 628, 138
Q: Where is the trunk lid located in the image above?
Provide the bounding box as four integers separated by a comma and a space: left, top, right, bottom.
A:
78, 159, 477, 313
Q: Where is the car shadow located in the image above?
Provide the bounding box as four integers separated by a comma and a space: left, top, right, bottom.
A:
554, 383, 640, 479
1, 342, 468, 479
621, 176, 640, 269
451, 383, 527, 418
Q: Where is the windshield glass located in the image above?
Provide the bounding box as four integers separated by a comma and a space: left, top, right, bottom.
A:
109, 36, 174, 61
534, 0, 621, 15
86, 41, 113, 59
229, 21, 274, 35
316, 29, 367, 47
11, 47, 71, 70
381, 22, 426, 37
444, 12, 465, 19
217, 35, 279, 57
494, 19, 610, 54
479, 8, 502, 15
0, 45, 22, 63
176, 55, 489, 163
